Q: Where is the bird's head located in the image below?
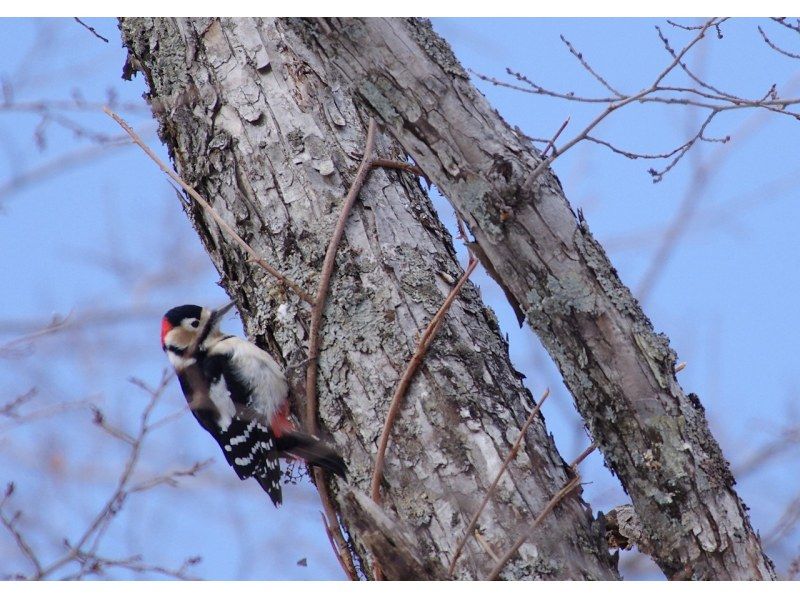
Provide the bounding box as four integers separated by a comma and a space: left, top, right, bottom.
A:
161, 302, 235, 358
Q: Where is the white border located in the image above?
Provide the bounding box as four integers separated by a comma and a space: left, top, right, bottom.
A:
6, 3, 800, 17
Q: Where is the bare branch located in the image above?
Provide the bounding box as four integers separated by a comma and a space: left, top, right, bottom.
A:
129, 459, 213, 493
772, 17, 800, 34
560, 35, 624, 97
636, 107, 774, 301
655, 23, 736, 100
758, 25, 800, 60
0, 389, 36, 418
476, 18, 800, 182
2, 371, 204, 581
90, 405, 136, 445
319, 511, 357, 581
541, 116, 570, 158
64, 552, 201, 580
73, 18, 109, 43
568, 441, 598, 471
0, 485, 44, 578
0, 312, 74, 358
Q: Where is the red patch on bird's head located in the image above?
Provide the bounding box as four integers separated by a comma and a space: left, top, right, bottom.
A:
160, 317, 173, 350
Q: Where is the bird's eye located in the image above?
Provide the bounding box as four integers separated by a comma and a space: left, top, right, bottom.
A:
190, 319, 200, 328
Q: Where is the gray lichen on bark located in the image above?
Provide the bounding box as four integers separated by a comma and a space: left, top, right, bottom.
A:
119, 17, 618, 580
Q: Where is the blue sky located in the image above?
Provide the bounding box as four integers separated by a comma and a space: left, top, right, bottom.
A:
1, 18, 799, 580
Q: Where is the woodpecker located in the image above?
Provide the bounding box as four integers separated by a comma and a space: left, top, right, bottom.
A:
160, 302, 346, 507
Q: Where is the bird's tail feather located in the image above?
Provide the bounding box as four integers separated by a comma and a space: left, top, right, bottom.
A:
276, 432, 347, 479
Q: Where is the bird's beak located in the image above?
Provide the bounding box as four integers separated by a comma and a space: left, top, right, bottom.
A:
209, 300, 236, 328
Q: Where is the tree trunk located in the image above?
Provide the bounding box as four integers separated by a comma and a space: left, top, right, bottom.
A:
119, 17, 618, 580
274, 18, 774, 580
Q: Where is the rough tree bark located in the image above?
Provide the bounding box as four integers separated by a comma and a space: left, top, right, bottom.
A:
119, 17, 617, 580
118, 17, 774, 580
278, 18, 774, 580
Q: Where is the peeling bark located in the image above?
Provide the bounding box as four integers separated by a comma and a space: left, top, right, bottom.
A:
119, 18, 618, 580
280, 17, 774, 580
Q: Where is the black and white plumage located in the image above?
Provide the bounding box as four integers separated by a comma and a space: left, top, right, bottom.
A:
161, 302, 346, 507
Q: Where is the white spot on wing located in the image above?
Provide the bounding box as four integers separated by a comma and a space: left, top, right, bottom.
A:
209, 378, 236, 431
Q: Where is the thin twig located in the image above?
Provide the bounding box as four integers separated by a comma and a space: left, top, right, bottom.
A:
319, 511, 348, 573
569, 441, 598, 470
666, 20, 701, 30
560, 35, 624, 98
129, 459, 212, 493
0, 135, 133, 203
655, 24, 736, 100
103, 107, 314, 305
0, 312, 74, 358
448, 388, 550, 576
758, 25, 800, 60
91, 406, 136, 445
772, 17, 800, 34
370, 255, 479, 504
73, 18, 109, 43
0, 389, 36, 418
370, 158, 424, 177
540, 117, 570, 159
0, 489, 44, 578
477, 19, 800, 184
473, 531, 500, 562
301, 119, 385, 582
486, 476, 582, 580
636, 104, 776, 301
